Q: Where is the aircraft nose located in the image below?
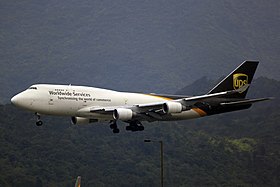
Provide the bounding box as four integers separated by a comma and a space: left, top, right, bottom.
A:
11, 92, 35, 110
11, 94, 20, 106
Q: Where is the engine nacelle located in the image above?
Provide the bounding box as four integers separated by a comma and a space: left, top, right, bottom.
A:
163, 102, 183, 114
113, 108, 133, 121
71, 117, 97, 125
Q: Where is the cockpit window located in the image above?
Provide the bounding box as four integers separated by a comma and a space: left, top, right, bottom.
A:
28, 86, 37, 90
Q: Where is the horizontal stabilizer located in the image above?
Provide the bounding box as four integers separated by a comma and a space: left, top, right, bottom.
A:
220, 97, 272, 106
183, 84, 249, 102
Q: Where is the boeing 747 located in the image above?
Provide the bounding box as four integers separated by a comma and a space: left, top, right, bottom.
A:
11, 61, 270, 133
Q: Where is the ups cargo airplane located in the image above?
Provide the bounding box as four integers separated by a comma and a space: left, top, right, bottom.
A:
11, 61, 270, 133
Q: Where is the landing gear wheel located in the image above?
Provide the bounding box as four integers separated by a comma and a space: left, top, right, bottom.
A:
110, 121, 120, 133
35, 113, 43, 126
126, 121, 144, 132
126, 126, 132, 131
110, 123, 117, 129
36, 120, 43, 126
138, 125, 144, 131
131, 126, 138, 132
113, 128, 120, 133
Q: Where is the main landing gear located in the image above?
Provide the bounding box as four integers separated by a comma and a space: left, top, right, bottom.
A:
109, 121, 145, 133
110, 121, 120, 134
126, 121, 144, 132
35, 112, 43, 126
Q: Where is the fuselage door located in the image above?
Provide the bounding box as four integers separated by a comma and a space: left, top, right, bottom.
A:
49, 95, 54, 105
48, 91, 54, 105
82, 100, 87, 107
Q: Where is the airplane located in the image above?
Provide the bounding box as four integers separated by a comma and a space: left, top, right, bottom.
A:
75, 176, 81, 187
11, 61, 270, 133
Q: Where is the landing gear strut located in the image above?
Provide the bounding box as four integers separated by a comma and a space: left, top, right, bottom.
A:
110, 121, 120, 133
35, 112, 43, 126
126, 121, 144, 132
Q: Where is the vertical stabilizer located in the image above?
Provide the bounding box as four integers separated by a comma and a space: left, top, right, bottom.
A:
208, 61, 259, 98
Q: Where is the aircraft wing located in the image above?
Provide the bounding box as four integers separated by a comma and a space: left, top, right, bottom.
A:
77, 85, 251, 122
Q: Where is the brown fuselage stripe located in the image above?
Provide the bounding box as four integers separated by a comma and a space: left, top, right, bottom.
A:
193, 108, 207, 116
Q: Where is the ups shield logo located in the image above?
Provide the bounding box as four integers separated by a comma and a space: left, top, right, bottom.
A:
233, 73, 248, 92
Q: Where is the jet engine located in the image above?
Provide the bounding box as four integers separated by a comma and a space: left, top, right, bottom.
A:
71, 117, 97, 125
113, 108, 133, 121
163, 102, 183, 114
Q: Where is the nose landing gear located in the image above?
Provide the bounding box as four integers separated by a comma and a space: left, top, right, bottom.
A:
35, 112, 43, 126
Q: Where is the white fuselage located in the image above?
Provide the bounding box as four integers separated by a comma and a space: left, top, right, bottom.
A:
11, 84, 202, 122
